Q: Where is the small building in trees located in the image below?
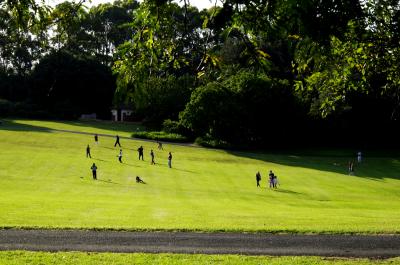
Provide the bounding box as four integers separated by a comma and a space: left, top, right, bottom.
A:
111, 106, 134, 122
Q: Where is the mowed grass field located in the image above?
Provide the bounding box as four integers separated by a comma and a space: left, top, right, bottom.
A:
1, 251, 399, 265
0, 119, 400, 233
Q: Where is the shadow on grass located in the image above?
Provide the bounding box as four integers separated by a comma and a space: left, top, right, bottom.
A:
121, 163, 142, 168
272, 188, 303, 195
92, 158, 107, 162
0, 120, 51, 132
47, 120, 146, 134
98, 179, 145, 188
98, 179, 120, 185
155, 163, 195, 173
1, 119, 146, 137
227, 150, 400, 181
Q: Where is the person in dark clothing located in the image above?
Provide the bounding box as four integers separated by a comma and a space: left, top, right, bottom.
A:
256, 171, 261, 187
157, 141, 163, 150
118, 149, 123, 163
114, 135, 121, 147
91, 163, 97, 180
168, 152, 172, 168
150, 149, 155, 165
94, 134, 98, 145
138, 146, 144, 160
268, 170, 275, 188
86, 145, 91, 158
136, 176, 145, 184
348, 160, 354, 175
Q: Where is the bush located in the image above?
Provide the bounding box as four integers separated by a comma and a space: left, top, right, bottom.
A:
120, 75, 195, 125
162, 119, 193, 136
132, 131, 189, 143
194, 135, 232, 149
179, 70, 305, 146
0, 99, 14, 117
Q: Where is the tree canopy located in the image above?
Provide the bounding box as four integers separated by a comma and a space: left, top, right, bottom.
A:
0, 0, 399, 146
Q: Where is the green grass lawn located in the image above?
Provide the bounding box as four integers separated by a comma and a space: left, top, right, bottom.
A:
0, 119, 400, 233
0, 251, 399, 265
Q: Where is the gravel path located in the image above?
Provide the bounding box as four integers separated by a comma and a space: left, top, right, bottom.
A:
1, 229, 399, 257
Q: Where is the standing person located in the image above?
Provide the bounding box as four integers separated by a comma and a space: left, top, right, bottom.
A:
91, 163, 97, 180
348, 160, 354, 175
138, 146, 144, 160
114, 135, 121, 147
168, 152, 172, 168
268, 170, 275, 188
86, 144, 91, 158
357, 151, 362, 163
158, 141, 163, 150
150, 149, 155, 165
256, 171, 261, 187
273, 175, 279, 188
94, 134, 98, 145
118, 149, 123, 163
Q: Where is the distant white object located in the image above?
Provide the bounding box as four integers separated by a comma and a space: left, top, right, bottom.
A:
357, 151, 362, 163
80, 113, 97, 120
110, 108, 134, 122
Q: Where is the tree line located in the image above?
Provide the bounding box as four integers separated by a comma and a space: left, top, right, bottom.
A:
0, 0, 399, 147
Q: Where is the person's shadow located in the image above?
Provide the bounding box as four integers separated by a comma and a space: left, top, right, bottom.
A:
272, 188, 302, 195
97, 179, 120, 185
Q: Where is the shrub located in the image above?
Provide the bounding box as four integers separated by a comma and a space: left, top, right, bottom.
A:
194, 135, 232, 149
132, 131, 189, 143
0, 99, 14, 117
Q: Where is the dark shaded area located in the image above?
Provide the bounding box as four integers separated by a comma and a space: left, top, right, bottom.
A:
272, 189, 302, 195
0, 120, 51, 132
228, 149, 400, 181
0, 119, 143, 136
30, 50, 116, 119
1, 51, 116, 120
44, 120, 143, 135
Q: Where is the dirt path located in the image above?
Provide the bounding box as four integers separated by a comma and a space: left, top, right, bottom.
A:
1, 229, 399, 257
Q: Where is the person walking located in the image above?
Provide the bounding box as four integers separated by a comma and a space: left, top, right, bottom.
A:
91, 163, 97, 180
114, 135, 121, 147
150, 149, 155, 165
138, 146, 144, 161
256, 171, 261, 187
86, 144, 91, 158
168, 152, 172, 168
94, 134, 98, 145
118, 149, 123, 163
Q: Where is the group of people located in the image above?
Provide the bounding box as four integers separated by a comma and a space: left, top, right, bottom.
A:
88, 134, 173, 181
256, 170, 279, 188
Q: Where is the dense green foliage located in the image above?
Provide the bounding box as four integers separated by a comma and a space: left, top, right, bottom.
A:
180, 71, 303, 146
1, 120, 400, 233
131, 131, 189, 142
1, 251, 399, 265
31, 50, 115, 118
0, 0, 399, 146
